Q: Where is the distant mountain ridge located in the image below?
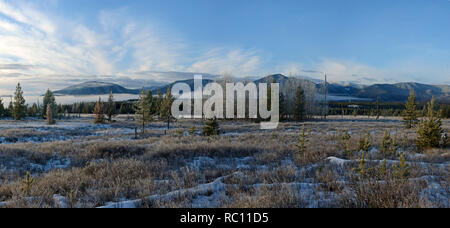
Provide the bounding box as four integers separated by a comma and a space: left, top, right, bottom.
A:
53, 75, 450, 103
54, 81, 140, 95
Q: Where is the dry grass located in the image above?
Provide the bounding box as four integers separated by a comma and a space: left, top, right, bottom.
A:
0, 117, 448, 208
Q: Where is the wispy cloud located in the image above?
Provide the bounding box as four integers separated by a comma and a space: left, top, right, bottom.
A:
0, 0, 265, 94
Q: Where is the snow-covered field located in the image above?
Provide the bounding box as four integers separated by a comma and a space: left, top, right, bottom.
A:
0, 117, 448, 208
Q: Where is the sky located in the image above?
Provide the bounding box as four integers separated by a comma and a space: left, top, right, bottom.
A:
0, 0, 449, 95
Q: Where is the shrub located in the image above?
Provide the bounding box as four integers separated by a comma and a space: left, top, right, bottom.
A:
203, 118, 220, 136
91, 145, 146, 159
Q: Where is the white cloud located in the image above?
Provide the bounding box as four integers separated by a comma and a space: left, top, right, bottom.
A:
187, 48, 262, 76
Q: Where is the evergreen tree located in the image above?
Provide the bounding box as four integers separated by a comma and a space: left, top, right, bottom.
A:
402, 90, 418, 128
358, 132, 372, 152
104, 90, 117, 122
7, 101, 13, 117
293, 86, 306, 121
29, 103, 38, 117
353, 152, 366, 178
376, 97, 380, 120
135, 89, 154, 134
416, 97, 443, 150
12, 83, 26, 120
46, 104, 55, 125
93, 97, 105, 124
381, 130, 393, 157
119, 103, 126, 114
155, 89, 163, 116
203, 118, 220, 136
42, 89, 57, 118
160, 86, 174, 130
296, 125, 308, 155
392, 153, 409, 180
22, 171, 34, 196
378, 159, 388, 178
279, 93, 286, 121
0, 98, 4, 117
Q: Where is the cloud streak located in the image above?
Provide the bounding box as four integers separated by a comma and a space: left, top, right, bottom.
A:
0, 0, 266, 94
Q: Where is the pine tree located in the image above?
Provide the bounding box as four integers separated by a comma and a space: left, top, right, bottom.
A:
135, 90, 154, 134
353, 152, 366, 178
104, 90, 117, 122
0, 98, 4, 117
46, 104, 55, 125
392, 153, 409, 180
403, 90, 418, 128
155, 89, 163, 116
203, 118, 220, 136
93, 97, 105, 124
341, 131, 352, 158
378, 159, 388, 178
376, 97, 380, 120
279, 92, 286, 121
42, 89, 57, 118
22, 171, 34, 196
358, 132, 372, 152
12, 83, 26, 120
381, 130, 393, 157
296, 125, 308, 155
119, 103, 126, 114
416, 97, 443, 150
7, 101, 13, 117
29, 103, 38, 117
293, 86, 306, 121
160, 86, 174, 130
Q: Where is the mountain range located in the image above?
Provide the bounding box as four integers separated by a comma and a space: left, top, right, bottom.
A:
54, 74, 450, 103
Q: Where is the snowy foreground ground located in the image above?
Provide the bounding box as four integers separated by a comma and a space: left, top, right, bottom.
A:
0, 116, 448, 208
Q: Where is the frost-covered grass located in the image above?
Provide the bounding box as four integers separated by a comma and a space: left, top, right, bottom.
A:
0, 116, 448, 208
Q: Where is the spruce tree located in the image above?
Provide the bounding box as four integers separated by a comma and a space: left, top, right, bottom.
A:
392, 153, 409, 180
104, 90, 117, 122
293, 86, 306, 121
7, 101, 13, 117
296, 125, 308, 155
0, 98, 4, 117
403, 90, 418, 128
376, 97, 380, 120
29, 103, 38, 117
160, 86, 174, 130
119, 103, 126, 114
353, 152, 366, 178
416, 97, 443, 150
22, 171, 34, 196
12, 83, 26, 120
135, 89, 154, 134
46, 104, 55, 125
93, 97, 105, 124
156, 89, 163, 116
279, 92, 286, 121
358, 132, 372, 152
203, 118, 220, 136
42, 89, 57, 118
381, 130, 393, 157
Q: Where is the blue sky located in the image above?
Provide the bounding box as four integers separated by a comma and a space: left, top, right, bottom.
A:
0, 0, 449, 94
